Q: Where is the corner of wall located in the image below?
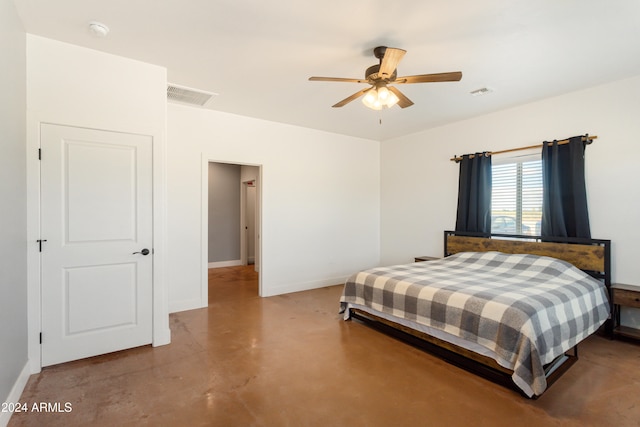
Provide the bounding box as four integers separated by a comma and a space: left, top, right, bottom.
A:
0, 361, 32, 427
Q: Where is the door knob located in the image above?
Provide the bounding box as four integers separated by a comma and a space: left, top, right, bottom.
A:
133, 248, 150, 255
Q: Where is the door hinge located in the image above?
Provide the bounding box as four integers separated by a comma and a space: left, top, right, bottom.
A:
38, 148, 41, 160
37, 239, 47, 252
39, 332, 42, 344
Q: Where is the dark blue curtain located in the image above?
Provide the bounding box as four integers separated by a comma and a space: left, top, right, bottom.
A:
541, 136, 591, 238
455, 153, 492, 233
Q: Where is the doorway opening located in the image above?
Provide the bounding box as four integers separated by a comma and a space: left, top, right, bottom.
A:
203, 161, 261, 302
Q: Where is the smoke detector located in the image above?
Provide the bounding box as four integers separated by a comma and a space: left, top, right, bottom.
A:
88, 21, 110, 38
470, 87, 494, 97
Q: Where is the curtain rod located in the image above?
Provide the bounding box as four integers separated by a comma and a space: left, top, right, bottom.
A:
450, 135, 597, 163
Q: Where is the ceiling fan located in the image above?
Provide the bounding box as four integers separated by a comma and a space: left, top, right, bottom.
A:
309, 46, 462, 110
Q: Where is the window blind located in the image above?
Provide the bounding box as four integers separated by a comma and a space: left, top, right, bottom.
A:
491, 159, 542, 235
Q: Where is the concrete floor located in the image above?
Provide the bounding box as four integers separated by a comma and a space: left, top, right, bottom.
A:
9, 265, 640, 426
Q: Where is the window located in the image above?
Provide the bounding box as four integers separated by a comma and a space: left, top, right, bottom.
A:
491, 155, 542, 236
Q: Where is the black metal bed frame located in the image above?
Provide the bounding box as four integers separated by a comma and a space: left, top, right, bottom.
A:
348, 231, 612, 398
349, 309, 579, 398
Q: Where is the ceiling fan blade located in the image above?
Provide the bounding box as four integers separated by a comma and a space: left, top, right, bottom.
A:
388, 86, 414, 108
309, 76, 368, 83
379, 47, 406, 79
395, 71, 463, 84
332, 87, 371, 108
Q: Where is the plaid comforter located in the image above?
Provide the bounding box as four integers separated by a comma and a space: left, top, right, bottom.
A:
339, 251, 610, 396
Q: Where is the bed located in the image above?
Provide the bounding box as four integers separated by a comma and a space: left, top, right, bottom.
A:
339, 231, 611, 398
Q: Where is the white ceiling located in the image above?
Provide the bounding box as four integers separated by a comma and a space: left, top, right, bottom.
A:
12, 0, 640, 141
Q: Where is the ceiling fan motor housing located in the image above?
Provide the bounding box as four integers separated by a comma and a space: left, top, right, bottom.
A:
365, 64, 397, 83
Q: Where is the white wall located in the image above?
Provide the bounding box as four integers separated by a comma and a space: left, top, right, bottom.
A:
0, 0, 28, 421
25, 35, 171, 369
381, 75, 640, 325
167, 103, 380, 309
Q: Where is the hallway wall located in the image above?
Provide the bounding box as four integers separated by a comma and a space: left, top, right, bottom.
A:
0, 0, 28, 412
208, 163, 241, 263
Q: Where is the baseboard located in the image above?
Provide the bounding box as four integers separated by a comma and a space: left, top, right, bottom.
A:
261, 275, 348, 297
0, 360, 32, 427
208, 259, 243, 269
152, 327, 172, 347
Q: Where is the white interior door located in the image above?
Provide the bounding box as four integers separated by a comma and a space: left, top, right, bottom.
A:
40, 124, 153, 366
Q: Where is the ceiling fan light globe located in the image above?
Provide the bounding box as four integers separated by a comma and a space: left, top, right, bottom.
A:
386, 92, 399, 107
363, 88, 377, 101
377, 86, 390, 101
362, 88, 379, 109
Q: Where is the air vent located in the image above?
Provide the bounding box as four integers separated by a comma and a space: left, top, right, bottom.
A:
167, 84, 217, 107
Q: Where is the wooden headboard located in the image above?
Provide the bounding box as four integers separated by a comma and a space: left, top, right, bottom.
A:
443, 231, 611, 285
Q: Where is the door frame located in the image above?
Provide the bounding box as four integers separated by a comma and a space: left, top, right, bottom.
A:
26, 121, 170, 373
240, 178, 258, 270
201, 155, 263, 302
